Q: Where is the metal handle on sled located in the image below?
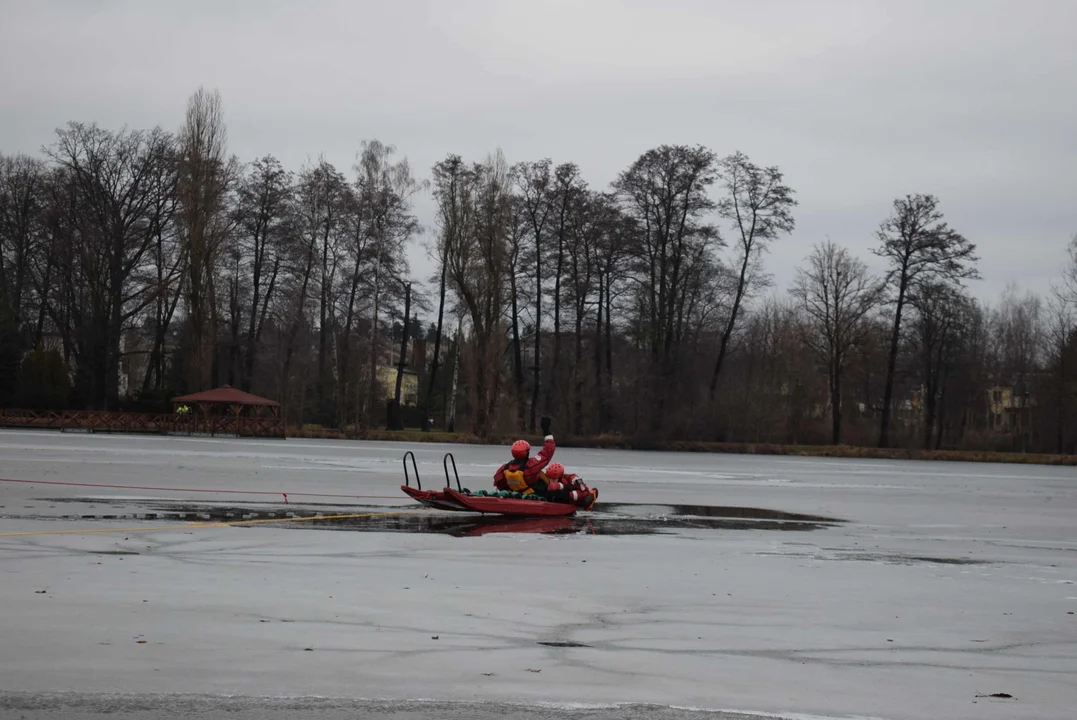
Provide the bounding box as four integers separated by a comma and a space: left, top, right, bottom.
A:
403, 451, 421, 490
443, 452, 462, 491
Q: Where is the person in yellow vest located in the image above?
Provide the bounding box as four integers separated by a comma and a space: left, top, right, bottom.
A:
493, 416, 555, 495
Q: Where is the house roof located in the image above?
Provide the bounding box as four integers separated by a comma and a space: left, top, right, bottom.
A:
172, 385, 280, 406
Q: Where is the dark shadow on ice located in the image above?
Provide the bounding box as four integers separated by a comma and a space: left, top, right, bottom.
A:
265, 511, 838, 536
32, 497, 843, 537
839, 552, 988, 565
599, 502, 840, 523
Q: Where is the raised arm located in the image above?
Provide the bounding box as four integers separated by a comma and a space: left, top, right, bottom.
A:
525, 416, 555, 475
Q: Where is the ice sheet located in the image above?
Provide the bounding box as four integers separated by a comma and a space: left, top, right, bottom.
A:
1, 430, 1075, 720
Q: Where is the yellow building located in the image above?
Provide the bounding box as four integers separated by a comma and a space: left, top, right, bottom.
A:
986, 386, 1032, 431
376, 365, 419, 406
987, 386, 1013, 419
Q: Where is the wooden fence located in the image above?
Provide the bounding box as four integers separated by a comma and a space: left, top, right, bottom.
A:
0, 408, 285, 438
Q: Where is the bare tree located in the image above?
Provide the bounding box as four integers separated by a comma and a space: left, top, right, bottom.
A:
990, 283, 1044, 382
44, 122, 176, 408
446, 151, 512, 436
791, 240, 882, 444
282, 158, 344, 417
177, 87, 237, 391
426, 155, 472, 431
591, 197, 629, 433
709, 151, 797, 398
388, 281, 412, 430
0, 154, 48, 328
873, 194, 978, 447
337, 156, 373, 425
1063, 233, 1077, 304
614, 145, 722, 432
140, 148, 181, 393
909, 281, 975, 449
233, 155, 292, 391
314, 162, 347, 425
0, 154, 49, 404
733, 297, 811, 443
506, 194, 529, 430
565, 191, 613, 434
353, 141, 424, 426
1043, 283, 1075, 453
514, 159, 554, 431
546, 163, 587, 414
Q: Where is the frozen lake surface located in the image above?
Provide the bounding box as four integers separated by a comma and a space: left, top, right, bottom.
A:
1, 429, 1075, 720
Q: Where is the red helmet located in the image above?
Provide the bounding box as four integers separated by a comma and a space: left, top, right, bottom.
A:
545, 462, 564, 480
511, 440, 530, 459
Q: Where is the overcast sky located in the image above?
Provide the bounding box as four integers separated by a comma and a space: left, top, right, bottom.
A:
2, 0, 1074, 305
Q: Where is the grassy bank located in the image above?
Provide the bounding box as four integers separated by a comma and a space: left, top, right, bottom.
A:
287, 426, 1077, 466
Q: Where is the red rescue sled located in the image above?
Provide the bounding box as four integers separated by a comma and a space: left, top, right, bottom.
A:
399, 484, 468, 511
400, 451, 583, 517
443, 488, 577, 516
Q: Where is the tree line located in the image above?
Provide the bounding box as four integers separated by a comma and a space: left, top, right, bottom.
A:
1, 89, 1075, 453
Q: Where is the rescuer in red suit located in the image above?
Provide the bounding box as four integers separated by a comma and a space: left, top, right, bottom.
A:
543, 462, 598, 510
493, 415, 555, 493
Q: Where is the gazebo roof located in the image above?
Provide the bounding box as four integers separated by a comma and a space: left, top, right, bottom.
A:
172, 385, 280, 407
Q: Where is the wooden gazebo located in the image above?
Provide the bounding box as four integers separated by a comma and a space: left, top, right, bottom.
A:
171, 385, 284, 437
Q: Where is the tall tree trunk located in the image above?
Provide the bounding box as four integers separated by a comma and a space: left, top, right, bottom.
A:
244, 212, 273, 394
244, 256, 278, 392
446, 315, 462, 432
423, 249, 448, 432
594, 273, 604, 433
146, 271, 183, 392
227, 255, 241, 386
604, 273, 614, 428
547, 224, 564, 413
105, 237, 125, 409
1057, 357, 1066, 454
709, 247, 751, 399
879, 275, 909, 448
281, 237, 317, 415
472, 331, 491, 437
33, 254, 52, 350
317, 222, 331, 422
831, 360, 842, 445
245, 232, 264, 391
337, 251, 363, 427
142, 229, 167, 392
364, 258, 381, 425
389, 282, 411, 430
923, 386, 937, 451
486, 331, 502, 437
208, 272, 219, 388
924, 336, 949, 451
509, 268, 525, 431
573, 299, 584, 436
935, 369, 948, 451
531, 244, 542, 431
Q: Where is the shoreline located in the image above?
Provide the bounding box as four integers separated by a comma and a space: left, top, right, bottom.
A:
2, 424, 1071, 466
286, 427, 1077, 467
